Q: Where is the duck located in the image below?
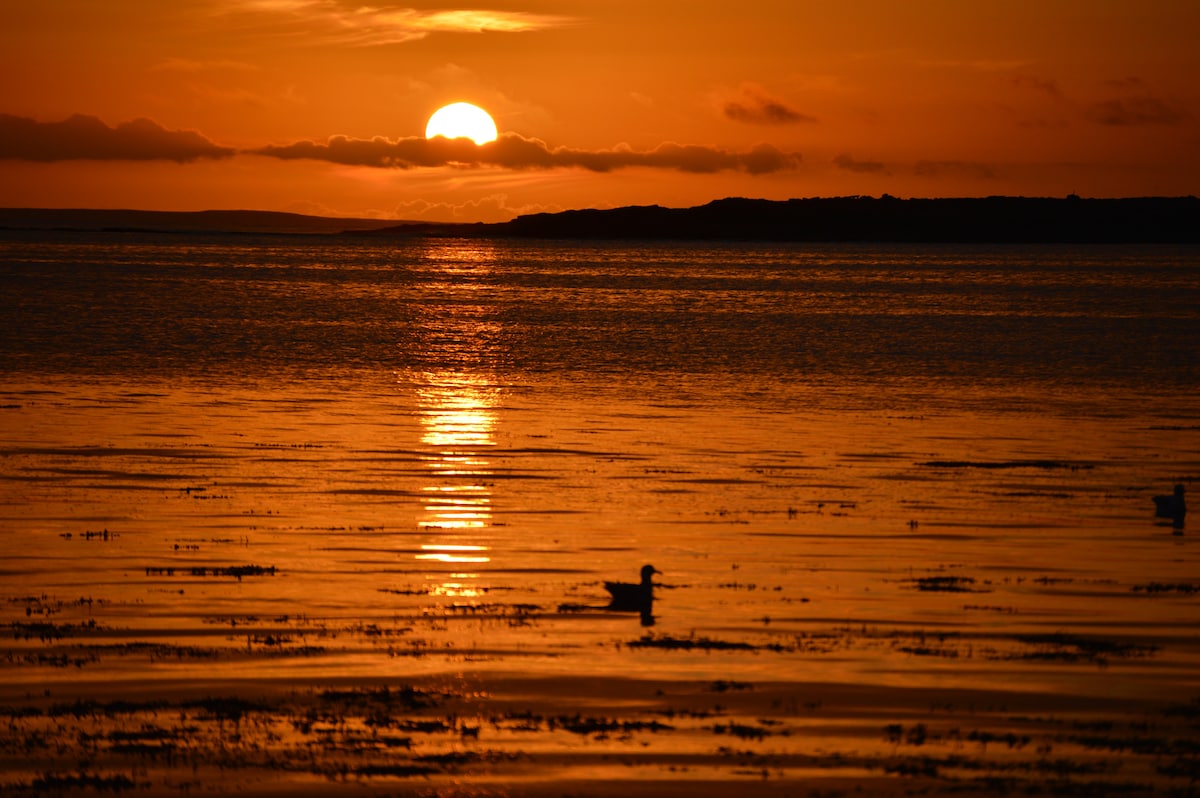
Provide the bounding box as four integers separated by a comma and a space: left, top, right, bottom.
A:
1153, 484, 1186, 528
604, 564, 660, 613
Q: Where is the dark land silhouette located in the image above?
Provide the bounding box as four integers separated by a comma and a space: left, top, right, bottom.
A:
374, 196, 1200, 243
0, 207, 406, 235
3, 196, 1198, 241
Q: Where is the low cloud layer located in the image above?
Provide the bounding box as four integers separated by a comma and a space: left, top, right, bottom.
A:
253, 133, 801, 174
722, 83, 816, 125
0, 114, 235, 162
0, 113, 801, 175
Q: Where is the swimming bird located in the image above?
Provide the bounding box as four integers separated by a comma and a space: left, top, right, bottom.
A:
604, 564, 660, 613
1153, 484, 1187, 528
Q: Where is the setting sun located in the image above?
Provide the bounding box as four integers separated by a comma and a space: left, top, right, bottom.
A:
425, 102, 498, 146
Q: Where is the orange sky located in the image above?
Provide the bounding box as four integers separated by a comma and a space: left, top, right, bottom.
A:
1, 0, 1197, 221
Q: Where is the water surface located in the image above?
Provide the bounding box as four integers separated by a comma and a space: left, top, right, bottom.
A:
2, 234, 1199, 795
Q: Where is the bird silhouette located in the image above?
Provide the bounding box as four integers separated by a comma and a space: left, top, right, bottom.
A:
604, 564, 660, 618
1153, 484, 1187, 530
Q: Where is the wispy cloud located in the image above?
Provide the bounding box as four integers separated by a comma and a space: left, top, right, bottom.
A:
1010, 74, 1191, 127
149, 58, 260, 73
834, 153, 887, 174
252, 133, 801, 174
1085, 95, 1191, 126
1011, 75, 1064, 101
914, 160, 996, 180
915, 57, 1033, 72
226, 1, 573, 46
721, 83, 816, 125
392, 193, 561, 222
0, 114, 235, 162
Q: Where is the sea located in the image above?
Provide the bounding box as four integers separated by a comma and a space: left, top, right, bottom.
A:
1, 231, 1199, 796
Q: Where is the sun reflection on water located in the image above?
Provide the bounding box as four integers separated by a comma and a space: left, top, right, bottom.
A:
410, 241, 506, 595
415, 544, 490, 563
414, 372, 498, 594
428, 577, 486, 598
417, 375, 496, 533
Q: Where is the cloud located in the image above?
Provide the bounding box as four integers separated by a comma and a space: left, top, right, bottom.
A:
149, 58, 259, 73
0, 114, 235, 162
392, 193, 561, 223
917, 58, 1033, 72
0, 112, 800, 176
914, 160, 996, 180
722, 83, 816, 125
225, 1, 572, 46
1011, 75, 1064, 101
1104, 77, 1146, 90
1085, 95, 1191, 126
834, 153, 887, 174
1008, 74, 1191, 128
252, 132, 801, 174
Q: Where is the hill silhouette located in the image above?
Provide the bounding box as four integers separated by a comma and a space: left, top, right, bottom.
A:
371, 196, 1200, 243
4, 197, 1197, 242
0, 208, 406, 235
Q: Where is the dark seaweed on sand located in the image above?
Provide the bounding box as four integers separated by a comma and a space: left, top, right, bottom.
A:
550, 714, 674, 736
628, 634, 753, 651
919, 459, 1093, 471
144, 564, 277, 579
909, 576, 985, 593
1132, 582, 1200, 595
1010, 633, 1158, 664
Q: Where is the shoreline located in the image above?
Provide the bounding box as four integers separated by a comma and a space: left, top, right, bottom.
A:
4, 667, 1193, 796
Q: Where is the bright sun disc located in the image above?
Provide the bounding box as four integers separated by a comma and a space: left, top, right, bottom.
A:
425, 102, 498, 145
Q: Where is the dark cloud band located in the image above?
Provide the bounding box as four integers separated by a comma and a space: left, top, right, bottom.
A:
0, 114, 235, 162
0, 113, 800, 175
252, 133, 801, 174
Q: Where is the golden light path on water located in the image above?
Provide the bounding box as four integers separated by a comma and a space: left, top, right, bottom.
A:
416, 377, 495, 597
412, 241, 502, 596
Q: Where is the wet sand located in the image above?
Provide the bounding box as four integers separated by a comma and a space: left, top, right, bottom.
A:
1, 374, 1198, 796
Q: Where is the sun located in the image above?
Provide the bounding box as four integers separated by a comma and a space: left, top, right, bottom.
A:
425, 102, 498, 146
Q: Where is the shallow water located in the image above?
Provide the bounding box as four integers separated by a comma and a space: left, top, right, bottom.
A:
1, 235, 1199, 795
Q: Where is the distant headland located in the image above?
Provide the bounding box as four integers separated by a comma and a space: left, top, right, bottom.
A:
2, 196, 1198, 242
371, 196, 1200, 243
0, 208, 401, 236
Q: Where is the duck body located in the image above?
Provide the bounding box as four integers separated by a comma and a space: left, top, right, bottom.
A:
604, 564, 660, 612
1153, 484, 1186, 527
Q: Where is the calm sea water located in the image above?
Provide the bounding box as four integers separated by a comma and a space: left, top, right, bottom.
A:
3, 233, 1198, 391
1, 232, 1199, 794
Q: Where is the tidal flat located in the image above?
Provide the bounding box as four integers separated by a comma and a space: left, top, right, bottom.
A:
1, 376, 1198, 797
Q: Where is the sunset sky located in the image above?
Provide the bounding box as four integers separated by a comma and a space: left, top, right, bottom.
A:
1, 1, 1197, 221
